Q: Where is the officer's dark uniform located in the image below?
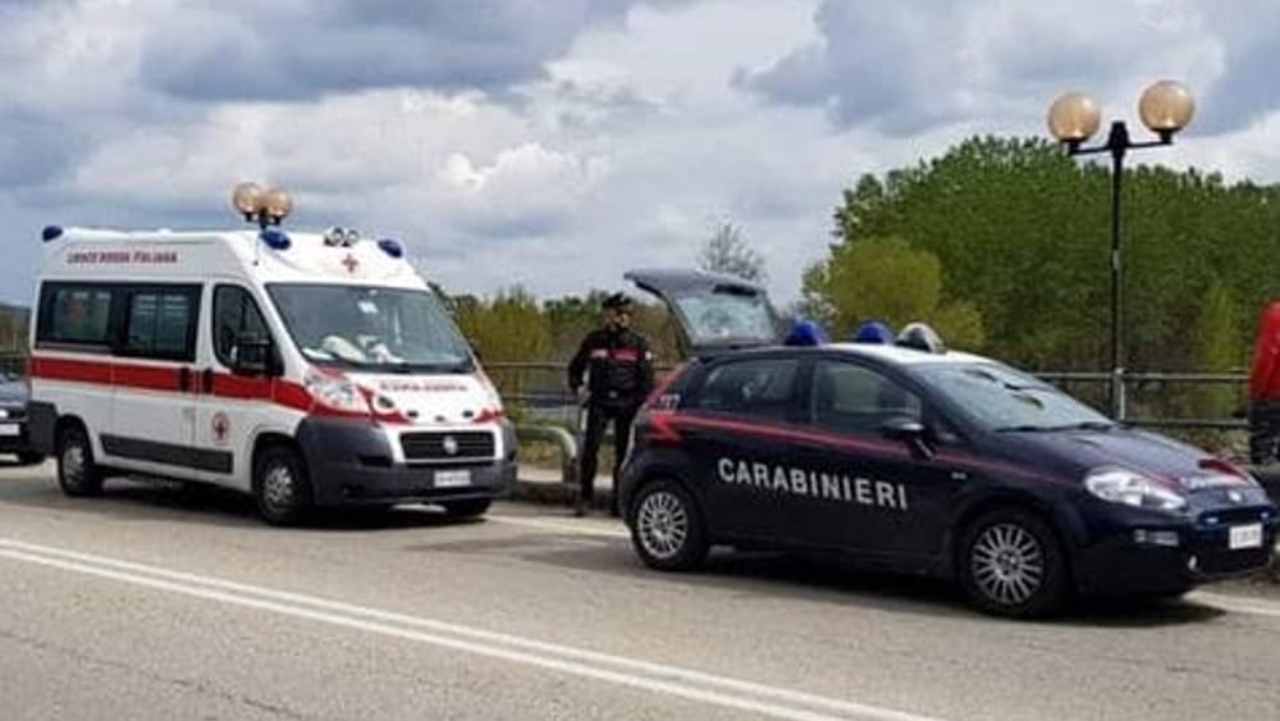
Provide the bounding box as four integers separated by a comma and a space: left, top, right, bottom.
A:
568, 295, 654, 516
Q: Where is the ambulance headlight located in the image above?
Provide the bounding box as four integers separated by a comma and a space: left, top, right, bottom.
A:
304, 371, 370, 416
232, 182, 265, 217
1085, 467, 1187, 513
262, 188, 293, 224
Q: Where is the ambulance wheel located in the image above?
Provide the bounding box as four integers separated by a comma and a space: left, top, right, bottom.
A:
441, 499, 492, 518
958, 508, 1069, 619
254, 446, 312, 526
629, 480, 708, 572
57, 426, 102, 497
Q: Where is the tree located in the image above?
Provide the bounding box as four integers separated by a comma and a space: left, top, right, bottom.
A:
698, 221, 767, 284
803, 236, 985, 349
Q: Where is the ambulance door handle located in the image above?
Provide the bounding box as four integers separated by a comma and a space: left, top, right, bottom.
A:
178, 367, 192, 393
202, 368, 215, 394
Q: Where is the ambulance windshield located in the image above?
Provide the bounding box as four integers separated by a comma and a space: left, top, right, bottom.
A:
267, 284, 473, 373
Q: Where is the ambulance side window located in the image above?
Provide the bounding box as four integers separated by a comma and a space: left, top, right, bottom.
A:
37, 283, 117, 348
213, 286, 271, 369
121, 286, 200, 361
691, 358, 802, 422
811, 361, 921, 435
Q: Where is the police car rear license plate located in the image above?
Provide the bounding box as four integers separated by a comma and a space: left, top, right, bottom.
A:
0, 424, 18, 436
1229, 524, 1263, 550
435, 470, 471, 488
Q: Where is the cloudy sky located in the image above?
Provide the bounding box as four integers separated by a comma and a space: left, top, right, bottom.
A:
3, 0, 1278, 306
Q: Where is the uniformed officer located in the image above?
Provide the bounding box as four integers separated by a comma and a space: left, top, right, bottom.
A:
567, 293, 654, 517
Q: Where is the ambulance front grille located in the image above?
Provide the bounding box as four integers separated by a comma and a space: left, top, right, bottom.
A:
401, 431, 495, 463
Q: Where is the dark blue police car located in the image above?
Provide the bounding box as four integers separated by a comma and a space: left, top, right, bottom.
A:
617, 270, 1279, 617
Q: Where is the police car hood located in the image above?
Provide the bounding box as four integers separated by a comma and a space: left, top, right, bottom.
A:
345, 371, 501, 426
1005, 426, 1252, 490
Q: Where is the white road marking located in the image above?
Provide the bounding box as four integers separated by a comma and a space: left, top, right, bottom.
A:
1187, 591, 1280, 618
0, 538, 945, 721
488, 514, 631, 539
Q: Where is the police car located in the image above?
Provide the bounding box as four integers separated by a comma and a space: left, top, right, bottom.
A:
27, 184, 515, 525
617, 270, 1279, 617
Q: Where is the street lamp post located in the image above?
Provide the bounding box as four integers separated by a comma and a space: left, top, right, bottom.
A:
1047, 81, 1196, 420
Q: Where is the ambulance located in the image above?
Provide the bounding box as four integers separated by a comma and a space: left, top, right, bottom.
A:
26, 184, 516, 525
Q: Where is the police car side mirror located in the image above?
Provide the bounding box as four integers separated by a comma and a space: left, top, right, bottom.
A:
881, 418, 926, 441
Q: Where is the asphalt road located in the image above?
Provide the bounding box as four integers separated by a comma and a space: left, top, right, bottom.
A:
2, 461, 1279, 721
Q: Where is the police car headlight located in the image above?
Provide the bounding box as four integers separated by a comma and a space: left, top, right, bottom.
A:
304, 371, 369, 415
1085, 468, 1187, 513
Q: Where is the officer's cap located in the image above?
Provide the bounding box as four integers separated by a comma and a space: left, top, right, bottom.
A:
603, 293, 633, 311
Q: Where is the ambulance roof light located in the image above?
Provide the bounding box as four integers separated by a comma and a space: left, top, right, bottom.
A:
260, 229, 291, 251
41, 225, 64, 242
324, 227, 360, 247
377, 238, 404, 259
896, 322, 946, 354
784, 319, 828, 347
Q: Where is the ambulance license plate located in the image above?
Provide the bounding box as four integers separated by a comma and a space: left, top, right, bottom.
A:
0, 424, 19, 436
1229, 524, 1263, 550
435, 469, 471, 488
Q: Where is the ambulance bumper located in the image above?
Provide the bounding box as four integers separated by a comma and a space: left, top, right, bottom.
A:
297, 418, 518, 507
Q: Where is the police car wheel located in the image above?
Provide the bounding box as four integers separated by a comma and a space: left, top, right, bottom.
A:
56, 426, 102, 498
629, 480, 708, 572
254, 446, 312, 526
959, 509, 1068, 618
442, 499, 492, 518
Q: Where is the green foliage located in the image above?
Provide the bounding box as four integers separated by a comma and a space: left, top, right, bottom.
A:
456, 287, 552, 363
827, 135, 1280, 374
802, 236, 986, 350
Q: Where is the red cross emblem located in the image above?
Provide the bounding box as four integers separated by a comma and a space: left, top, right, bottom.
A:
341, 254, 359, 274
211, 412, 230, 444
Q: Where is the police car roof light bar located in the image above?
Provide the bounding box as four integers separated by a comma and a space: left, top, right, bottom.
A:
896, 322, 946, 354
785, 320, 828, 347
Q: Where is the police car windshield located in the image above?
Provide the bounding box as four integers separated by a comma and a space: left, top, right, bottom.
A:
267, 284, 473, 373
673, 290, 776, 346
914, 363, 1113, 433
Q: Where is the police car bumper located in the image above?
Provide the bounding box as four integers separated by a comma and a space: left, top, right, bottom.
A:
297, 418, 517, 507
1073, 507, 1279, 596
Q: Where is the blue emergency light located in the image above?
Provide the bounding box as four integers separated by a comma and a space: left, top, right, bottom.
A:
784, 320, 828, 347
377, 238, 404, 259
260, 229, 291, 250
853, 320, 895, 344
42, 225, 64, 242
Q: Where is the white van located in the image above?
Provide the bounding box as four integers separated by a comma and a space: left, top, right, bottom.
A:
27, 205, 515, 525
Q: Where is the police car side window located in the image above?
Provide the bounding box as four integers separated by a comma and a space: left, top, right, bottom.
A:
693, 358, 801, 422
811, 361, 921, 435
213, 286, 271, 369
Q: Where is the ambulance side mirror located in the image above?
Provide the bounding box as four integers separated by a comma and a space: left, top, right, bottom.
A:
233, 334, 281, 377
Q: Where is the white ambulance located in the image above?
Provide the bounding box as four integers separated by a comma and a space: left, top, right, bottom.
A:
27, 184, 516, 525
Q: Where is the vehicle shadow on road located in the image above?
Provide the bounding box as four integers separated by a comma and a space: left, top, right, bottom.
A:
479, 537, 1225, 627
0, 474, 485, 532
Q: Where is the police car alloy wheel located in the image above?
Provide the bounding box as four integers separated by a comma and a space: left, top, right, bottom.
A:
630, 480, 708, 572
254, 446, 312, 526
56, 426, 102, 498
959, 509, 1068, 618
